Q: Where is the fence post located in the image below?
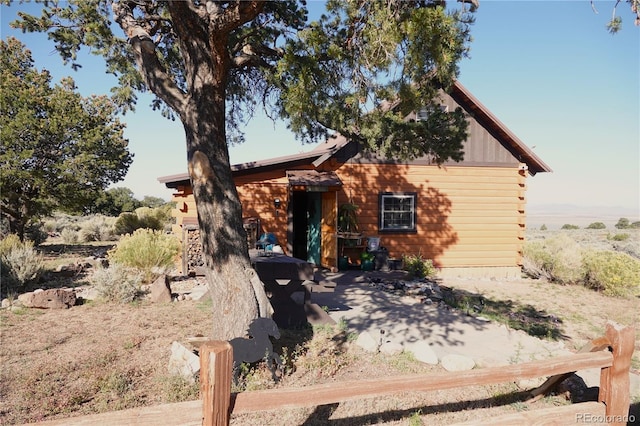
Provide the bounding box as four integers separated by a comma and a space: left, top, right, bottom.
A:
599, 322, 635, 426
200, 341, 233, 426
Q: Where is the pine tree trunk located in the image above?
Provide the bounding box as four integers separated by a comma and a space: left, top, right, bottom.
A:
182, 86, 272, 341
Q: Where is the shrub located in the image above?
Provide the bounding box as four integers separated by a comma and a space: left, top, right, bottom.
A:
615, 218, 630, 229
560, 224, 580, 230
0, 236, 44, 289
522, 234, 584, 284
113, 208, 164, 236
80, 215, 115, 242
582, 250, 640, 297
539, 224, 547, 231
24, 221, 48, 245
60, 228, 79, 244
107, 229, 180, 283
609, 233, 630, 241
402, 254, 436, 279
586, 222, 606, 229
91, 263, 144, 303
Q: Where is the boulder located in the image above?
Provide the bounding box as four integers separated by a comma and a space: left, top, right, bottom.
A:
379, 341, 404, 356
406, 341, 439, 365
20, 288, 76, 309
355, 331, 379, 353
149, 275, 172, 303
441, 354, 475, 372
168, 341, 200, 383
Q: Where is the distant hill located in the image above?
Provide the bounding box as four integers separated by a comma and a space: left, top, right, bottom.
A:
527, 204, 640, 230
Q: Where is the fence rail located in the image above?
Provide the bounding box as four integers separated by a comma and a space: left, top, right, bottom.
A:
26, 323, 634, 426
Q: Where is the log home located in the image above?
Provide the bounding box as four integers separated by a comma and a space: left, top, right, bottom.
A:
158, 81, 551, 279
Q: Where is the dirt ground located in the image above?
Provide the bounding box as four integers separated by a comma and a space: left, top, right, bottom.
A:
1, 272, 638, 425
441, 277, 640, 358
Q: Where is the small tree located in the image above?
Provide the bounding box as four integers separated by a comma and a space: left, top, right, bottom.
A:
0, 38, 132, 240
11, 0, 475, 340
615, 217, 630, 229
586, 222, 606, 229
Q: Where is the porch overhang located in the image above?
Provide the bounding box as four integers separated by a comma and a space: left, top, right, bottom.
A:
286, 170, 342, 191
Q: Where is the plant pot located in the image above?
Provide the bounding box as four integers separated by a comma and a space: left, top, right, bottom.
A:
338, 256, 350, 271
361, 259, 374, 271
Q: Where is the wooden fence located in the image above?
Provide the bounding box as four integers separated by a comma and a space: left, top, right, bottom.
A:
28, 323, 635, 426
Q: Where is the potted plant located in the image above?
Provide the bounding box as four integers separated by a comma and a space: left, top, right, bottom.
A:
338, 203, 359, 236
360, 251, 375, 271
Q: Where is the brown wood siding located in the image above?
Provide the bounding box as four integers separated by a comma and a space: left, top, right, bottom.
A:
440, 91, 519, 166
236, 183, 289, 250
167, 162, 528, 270
336, 163, 526, 269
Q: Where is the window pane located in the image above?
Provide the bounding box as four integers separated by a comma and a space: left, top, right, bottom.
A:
381, 194, 415, 230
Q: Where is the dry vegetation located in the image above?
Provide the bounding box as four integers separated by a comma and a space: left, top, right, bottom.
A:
1, 229, 638, 425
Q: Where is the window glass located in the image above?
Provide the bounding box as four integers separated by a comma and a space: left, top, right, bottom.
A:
379, 193, 416, 231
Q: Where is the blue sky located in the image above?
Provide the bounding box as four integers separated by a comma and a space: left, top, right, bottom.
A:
1, 1, 638, 215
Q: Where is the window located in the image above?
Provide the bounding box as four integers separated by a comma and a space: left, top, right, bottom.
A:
416, 104, 448, 121
379, 192, 417, 232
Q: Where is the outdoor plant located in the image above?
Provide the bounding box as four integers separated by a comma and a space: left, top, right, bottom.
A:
60, 228, 79, 244
107, 228, 180, 283
402, 253, 436, 279
582, 250, 640, 297
338, 203, 359, 234
0, 234, 44, 290
586, 222, 606, 229
522, 234, 584, 284
79, 215, 116, 242
91, 263, 144, 303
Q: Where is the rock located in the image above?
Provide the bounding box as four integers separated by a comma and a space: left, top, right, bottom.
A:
17, 292, 34, 306
380, 341, 403, 356
356, 331, 379, 353
21, 288, 76, 309
441, 354, 475, 372
406, 341, 439, 365
1, 298, 11, 309
190, 286, 210, 302
149, 275, 172, 303
75, 286, 98, 301
168, 341, 200, 383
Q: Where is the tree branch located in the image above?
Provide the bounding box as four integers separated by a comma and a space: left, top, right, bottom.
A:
112, 1, 186, 114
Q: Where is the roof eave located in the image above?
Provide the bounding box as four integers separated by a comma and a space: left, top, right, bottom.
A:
450, 81, 552, 174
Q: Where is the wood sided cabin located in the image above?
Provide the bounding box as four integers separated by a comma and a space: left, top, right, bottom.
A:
158, 81, 551, 279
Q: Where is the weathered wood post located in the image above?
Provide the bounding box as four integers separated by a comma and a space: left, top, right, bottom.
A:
200, 341, 233, 426
598, 322, 635, 426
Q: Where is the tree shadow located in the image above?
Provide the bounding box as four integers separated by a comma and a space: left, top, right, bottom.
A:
299, 390, 532, 425
336, 160, 457, 268
439, 286, 569, 341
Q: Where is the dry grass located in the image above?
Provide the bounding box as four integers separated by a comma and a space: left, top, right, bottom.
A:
0, 231, 638, 425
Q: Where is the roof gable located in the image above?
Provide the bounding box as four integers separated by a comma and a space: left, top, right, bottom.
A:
158, 81, 550, 188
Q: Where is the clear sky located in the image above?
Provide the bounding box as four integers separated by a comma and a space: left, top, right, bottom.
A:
1, 1, 638, 214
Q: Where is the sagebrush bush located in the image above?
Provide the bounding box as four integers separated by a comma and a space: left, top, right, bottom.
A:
522, 234, 584, 284
402, 254, 437, 279
107, 229, 180, 283
609, 233, 630, 242
45, 212, 82, 233
113, 208, 163, 235
0, 236, 44, 288
91, 263, 144, 303
60, 228, 79, 244
80, 215, 115, 242
582, 250, 640, 297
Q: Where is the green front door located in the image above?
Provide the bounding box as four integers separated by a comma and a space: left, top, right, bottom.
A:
306, 192, 322, 265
